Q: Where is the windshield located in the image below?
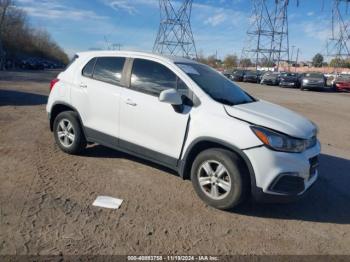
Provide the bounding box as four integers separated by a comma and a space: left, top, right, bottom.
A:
305, 73, 323, 78
176, 63, 255, 106
338, 74, 350, 80
245, 71, 256, 76
234, 70, 244, 75
281, 73, 297, 77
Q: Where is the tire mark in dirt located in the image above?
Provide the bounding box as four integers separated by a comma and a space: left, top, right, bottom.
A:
17, 128, 132, 254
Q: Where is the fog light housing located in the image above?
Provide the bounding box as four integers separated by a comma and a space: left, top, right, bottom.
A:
269, 172, 305, 195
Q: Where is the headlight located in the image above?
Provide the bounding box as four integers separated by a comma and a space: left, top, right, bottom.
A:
251, 126, 306, 153
302, 79, 309, 83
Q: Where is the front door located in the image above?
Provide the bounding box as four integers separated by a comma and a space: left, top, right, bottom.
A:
119, 58, 191, 167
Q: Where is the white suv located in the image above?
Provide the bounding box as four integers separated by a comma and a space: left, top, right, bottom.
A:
47, 51, 320, 210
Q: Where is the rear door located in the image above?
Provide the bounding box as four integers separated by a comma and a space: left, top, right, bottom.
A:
119, 58, 191, 167
74, 56, 126, 139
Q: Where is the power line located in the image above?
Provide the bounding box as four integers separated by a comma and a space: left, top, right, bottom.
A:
153, 0, 197, 58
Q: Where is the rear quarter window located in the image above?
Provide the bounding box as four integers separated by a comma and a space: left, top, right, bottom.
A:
82, 58, 96, 78
93, 57, 126, 85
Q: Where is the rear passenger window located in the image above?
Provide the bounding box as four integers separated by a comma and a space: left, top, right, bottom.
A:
82, 58, 96, 77
93, 57, 126, 85
131, 59, 177, 95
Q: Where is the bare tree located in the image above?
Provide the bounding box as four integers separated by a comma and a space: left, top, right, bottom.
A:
0, 1, 69, 68
223, 55, 238, 69
0, 0, 12, 70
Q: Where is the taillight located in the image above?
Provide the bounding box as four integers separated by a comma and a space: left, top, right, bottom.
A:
50, 78, 59, 91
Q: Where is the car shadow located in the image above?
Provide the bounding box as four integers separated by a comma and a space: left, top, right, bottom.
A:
236, 153, 350, 224
0, 89, 47, 106
82, 145, 350, 224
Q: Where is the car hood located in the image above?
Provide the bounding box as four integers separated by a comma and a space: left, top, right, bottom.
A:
335, 78, 350, 83
224, 100, 316, 139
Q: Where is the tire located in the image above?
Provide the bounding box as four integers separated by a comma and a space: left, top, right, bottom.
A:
53, 111, 86, 154
191, 148, 249, 210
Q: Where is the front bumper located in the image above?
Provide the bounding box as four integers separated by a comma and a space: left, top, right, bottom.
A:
261, 79, 278, 85
280, 81, 296, 87
302, 82, 326, 89
244, 77, 258, 83
335, 85, 350, 91
244, 142, 321, 202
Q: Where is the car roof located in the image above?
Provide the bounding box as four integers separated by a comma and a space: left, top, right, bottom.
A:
75, 50, 198, 65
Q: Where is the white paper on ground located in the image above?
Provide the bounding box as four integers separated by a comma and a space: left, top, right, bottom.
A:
92, 196, 123, 209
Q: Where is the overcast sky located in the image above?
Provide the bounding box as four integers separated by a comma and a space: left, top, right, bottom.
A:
15, 0, 337, 61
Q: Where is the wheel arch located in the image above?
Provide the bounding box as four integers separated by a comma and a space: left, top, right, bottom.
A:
49, 102, 86, 138
179, 137, 256, 192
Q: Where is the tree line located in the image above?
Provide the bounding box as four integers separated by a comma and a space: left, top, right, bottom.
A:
0, 0, 69, 69
311, 53, 350, 68
197, 52, 350, 70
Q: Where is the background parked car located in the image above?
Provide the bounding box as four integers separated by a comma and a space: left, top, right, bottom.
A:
232, 69, 246, 82
223, 72, 234, 80
278, 72, 299, 88
300, 72, 327, 91
260, 72, 280, 85
243, 70, 262, 83
333, 74, 350, 92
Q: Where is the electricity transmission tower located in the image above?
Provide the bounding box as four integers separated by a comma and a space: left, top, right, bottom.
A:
327, 0, 350, 69
153, 0, 197, 59
241, 0, 290, 71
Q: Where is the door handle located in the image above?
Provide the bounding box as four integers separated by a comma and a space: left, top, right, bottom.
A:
125, 98, 137, 106
80, 83, 87, 88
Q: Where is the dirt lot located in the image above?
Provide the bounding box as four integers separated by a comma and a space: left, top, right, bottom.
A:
0, 70, 349, 255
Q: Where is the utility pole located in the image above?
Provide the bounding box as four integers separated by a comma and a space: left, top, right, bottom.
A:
241, 0, 291, 71
112, 43, 122, 50
153, 0, 197, 58
104, 35, 111, 50
295, 48, 300, 72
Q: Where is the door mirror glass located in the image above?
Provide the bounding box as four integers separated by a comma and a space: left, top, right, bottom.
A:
159, 89, 182, 105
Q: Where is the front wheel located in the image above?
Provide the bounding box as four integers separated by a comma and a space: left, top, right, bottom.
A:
191, 149, 249, 210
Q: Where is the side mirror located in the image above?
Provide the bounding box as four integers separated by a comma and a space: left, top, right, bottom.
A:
159, 89, 182, 105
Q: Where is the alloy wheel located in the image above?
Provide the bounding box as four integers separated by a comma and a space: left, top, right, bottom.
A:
197, 160, 232, 200
56, 118, 75, 148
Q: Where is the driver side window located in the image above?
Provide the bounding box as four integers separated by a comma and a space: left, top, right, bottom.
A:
131, 59, 188, 96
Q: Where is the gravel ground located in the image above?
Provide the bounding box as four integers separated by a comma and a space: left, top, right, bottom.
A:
0, 70, 349, 255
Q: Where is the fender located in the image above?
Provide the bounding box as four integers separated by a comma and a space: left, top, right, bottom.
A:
178, 137, 257, 190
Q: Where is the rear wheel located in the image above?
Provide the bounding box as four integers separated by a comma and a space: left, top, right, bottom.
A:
53, 111, 86, 154
191, 149, 249, 210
